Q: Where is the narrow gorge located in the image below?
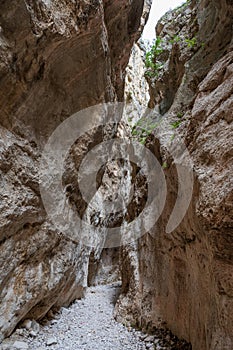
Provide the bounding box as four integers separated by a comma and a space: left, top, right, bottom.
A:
0, 1, 232, 350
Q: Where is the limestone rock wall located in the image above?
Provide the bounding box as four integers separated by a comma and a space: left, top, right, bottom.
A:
115, 1, 233, 349
123, 41, 150, 124
87, 248, 121, 286
0, 0, 151, 341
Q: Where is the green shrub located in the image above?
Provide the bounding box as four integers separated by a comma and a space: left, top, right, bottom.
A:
171, 120, 182, 129
170, 112, 184, 129
176, 112, 184, 119
185, 37, 197, 48
130, 118, 160, 144
145, 37, 164, 78
169, 35, 181, 44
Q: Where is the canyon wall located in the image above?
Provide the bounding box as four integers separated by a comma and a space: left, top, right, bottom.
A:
0, 0, 151, 340
115, 1, 233, 349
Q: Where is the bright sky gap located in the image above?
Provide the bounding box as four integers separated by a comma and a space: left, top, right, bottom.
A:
142, 0, 186, 41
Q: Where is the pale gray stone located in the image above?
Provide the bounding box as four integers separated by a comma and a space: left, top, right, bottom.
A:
46, 337, 58, 346
12, 341, 28, 350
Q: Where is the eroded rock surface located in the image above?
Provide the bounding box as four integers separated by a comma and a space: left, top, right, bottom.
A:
0, 0, 151, 341
115, 1, 233, 350
123, 41, 150, 124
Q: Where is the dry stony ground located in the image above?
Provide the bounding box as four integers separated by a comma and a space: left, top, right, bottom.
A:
0, 283, 191, 350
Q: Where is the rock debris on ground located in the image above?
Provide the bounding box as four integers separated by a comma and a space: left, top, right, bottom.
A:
0, 284, 191, 350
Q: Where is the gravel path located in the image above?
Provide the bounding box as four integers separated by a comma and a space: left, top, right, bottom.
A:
1, 284, 192, 350
2, 284, 149, 350
34, 284, 148, 350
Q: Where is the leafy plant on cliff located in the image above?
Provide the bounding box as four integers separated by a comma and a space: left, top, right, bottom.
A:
129, 117, 160, 145
170, 112, 184, 129
185, 36, 197, 48
169, 35, 181, 44
144, 33, 201, 78
145, 37, 164, 78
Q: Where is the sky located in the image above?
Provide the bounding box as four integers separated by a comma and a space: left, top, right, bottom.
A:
142, 0, 186, 41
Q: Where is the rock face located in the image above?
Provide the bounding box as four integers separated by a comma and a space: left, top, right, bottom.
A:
0, 0, 151, 341
115, 1, 233, 350
123, 41, 150, 124
87, 248, 121, 286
